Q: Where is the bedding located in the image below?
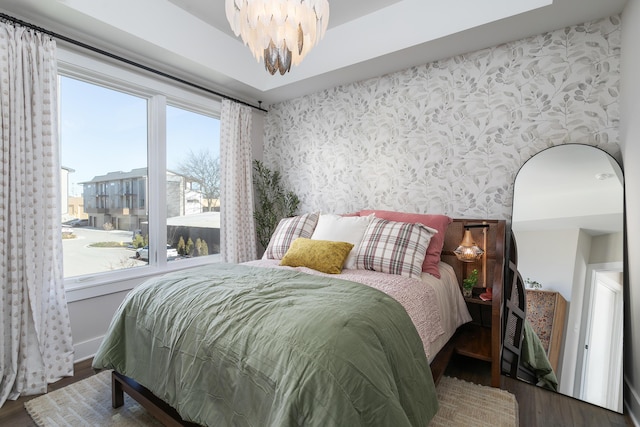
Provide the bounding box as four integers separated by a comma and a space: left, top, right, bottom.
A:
247, 259, 472, 363
521, 320, 559, 391
426, 262, 474, 358
92, 263, 440, 426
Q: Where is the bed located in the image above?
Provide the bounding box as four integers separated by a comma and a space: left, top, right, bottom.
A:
92, 212, 505, 426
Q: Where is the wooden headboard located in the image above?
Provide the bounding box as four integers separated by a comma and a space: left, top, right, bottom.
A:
441, 218, 506, 387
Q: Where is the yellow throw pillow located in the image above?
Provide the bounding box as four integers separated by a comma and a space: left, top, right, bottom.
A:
280, 238, 354, 274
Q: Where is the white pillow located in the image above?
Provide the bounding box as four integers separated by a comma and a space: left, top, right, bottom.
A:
311, 214, 374, 269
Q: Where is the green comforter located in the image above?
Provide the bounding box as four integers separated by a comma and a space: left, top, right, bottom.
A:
92, 263, 438, 426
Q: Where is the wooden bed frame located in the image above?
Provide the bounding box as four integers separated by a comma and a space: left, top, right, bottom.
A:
109, 217, 507, 424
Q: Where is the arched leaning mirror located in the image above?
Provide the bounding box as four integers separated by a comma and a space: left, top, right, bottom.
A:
510, 144, 624, 412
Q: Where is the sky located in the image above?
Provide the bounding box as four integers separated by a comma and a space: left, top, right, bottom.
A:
60, 76, 220, 196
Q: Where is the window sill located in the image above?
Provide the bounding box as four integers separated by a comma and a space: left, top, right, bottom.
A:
65, 254, 222, 303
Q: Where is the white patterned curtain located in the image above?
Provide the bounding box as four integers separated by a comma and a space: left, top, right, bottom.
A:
0, 21, 74, 406
220, 99, 257, 263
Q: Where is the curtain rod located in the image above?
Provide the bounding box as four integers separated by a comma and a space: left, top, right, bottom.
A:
0, 12, 268, 113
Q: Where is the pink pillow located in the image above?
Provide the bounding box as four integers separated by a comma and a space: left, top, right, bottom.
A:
358, 210, 452, 278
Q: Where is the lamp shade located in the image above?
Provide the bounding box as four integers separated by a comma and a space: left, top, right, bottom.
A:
454, 229, 484, 262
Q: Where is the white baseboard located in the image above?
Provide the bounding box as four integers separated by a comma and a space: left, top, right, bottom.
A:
73, 336, 103, 363
625, 376, 640, 427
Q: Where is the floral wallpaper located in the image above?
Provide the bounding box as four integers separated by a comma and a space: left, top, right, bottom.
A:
264, 16, 621, 220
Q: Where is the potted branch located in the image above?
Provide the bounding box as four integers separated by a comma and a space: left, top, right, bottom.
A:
253, 160, 300, 253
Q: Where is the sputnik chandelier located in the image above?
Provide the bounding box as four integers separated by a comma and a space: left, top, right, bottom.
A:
225, 0, 330, 75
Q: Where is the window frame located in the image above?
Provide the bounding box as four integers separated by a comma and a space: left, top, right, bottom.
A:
58, 46, 222, 303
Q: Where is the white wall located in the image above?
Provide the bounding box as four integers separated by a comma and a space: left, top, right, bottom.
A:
69, 289, 131, 361
590, 232, 624, 264
620, 0, 640, 424
513, 229, 581, 301
560, 229, 591, 395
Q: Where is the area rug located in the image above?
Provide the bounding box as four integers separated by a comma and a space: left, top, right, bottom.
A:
25, 371, 518, 426
430, 376, 519, 427
25, 371, 162, 426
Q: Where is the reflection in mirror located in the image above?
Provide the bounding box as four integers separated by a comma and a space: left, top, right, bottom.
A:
511, 144, 624, 412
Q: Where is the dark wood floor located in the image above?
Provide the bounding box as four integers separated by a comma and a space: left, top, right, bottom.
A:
0, 356, 632, 426
445, 353, 631, 427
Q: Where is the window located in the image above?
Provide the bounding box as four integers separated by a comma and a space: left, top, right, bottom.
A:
58, 48, 222, 299
60, 76, 148, 277
166, 105, 221, 259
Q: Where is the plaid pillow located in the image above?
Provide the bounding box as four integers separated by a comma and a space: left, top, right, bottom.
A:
355, 218, 436, 278
263, 212, 320, 259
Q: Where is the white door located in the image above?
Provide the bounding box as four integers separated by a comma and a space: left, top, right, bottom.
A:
580, 269, 623, 412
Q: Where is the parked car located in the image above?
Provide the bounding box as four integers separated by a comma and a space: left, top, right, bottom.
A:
135, 245, 179, 260
62, 218, 88, 227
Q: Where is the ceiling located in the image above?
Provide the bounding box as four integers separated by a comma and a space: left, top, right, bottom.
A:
512, 146, 624, 235
0, 0, 628, 107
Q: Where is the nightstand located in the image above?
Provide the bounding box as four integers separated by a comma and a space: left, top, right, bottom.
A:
454, 290, 500, 387
440, 219, 506, 388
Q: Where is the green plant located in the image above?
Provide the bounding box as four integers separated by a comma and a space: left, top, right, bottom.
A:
525, 278, 542, 289
463, 269, 479, 290
177, 236, 186, 255
132, 234, 145, 249
186, 237, 194, 256
194, 238, 209, 256
253, 160, 300, 250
